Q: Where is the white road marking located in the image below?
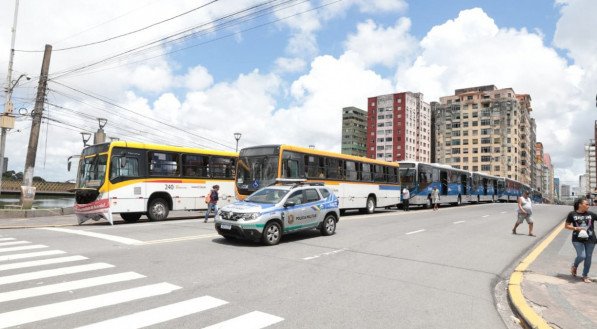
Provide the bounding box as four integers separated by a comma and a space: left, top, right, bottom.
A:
0, 272, 145, 303
0, 238, 16, 242
303, 248, 346, 261
0, 263, 114, 285
482, 215, 490, 218
40, 228, 143, 245
453, 221, 465, 224
142, 234, 220, 245
0, 250, 66, 262
203, 311, 284, 329
76, 296, 228, 329
0, 283, 181, 329
0, 240, 26, 246
500, 211, 507, 214
0, 244, 47, 253
406, 229, 426, 235
0, 255, 88, 272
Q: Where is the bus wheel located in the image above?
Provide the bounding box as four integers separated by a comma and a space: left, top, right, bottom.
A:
320, 214, 336, 236
120, 213, 141, 223
262, 221, 282, 246
147, 198, 169, 221
365, 197, 376, 214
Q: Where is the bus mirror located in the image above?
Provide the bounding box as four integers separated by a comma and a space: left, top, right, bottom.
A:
67, 161, 71, 172
284, 201, 296, 208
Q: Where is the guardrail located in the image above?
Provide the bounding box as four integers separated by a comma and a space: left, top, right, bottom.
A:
0, 180, 75, 194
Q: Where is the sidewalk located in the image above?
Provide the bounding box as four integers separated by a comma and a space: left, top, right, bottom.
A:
510, 222, 597, 328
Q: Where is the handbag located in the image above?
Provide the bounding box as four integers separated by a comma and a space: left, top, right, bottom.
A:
577, 229, 589, 240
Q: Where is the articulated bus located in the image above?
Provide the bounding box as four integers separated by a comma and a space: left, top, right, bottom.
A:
397, 161, 471, 207
497, 178, 530, 202
72, 141, 238, 225
235, 145, 401, 213
471, 172, 500, 203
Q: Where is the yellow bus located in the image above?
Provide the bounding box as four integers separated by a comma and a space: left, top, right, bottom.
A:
235, 144, 400, 213
71, 141, 238, 225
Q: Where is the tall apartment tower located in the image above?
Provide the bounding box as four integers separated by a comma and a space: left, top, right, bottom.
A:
341, 106, 367, 157
535, 142, 545, 195
543, 153, 554, 203
433, 85, 534, 184
366, 92, 431, 162
585, 140, 596, 193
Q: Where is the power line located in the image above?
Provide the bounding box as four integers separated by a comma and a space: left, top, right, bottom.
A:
16, 0, 219, 52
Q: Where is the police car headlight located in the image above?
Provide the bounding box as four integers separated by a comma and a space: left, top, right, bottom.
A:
241, 213, 260, 221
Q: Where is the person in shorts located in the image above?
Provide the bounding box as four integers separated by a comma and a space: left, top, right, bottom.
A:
512, 190, 534, 236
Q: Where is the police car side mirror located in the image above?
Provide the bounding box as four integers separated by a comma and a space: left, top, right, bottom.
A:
284, 201, 296, 208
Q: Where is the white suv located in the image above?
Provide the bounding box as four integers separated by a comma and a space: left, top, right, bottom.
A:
215, 184, 340, 245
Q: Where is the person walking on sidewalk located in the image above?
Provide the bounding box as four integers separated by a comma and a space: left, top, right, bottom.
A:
431, 187, 440, 211
565, 197, 597, 283
402, 187, 410, 211
512, 190, 534, 236
204, 185, 220, 223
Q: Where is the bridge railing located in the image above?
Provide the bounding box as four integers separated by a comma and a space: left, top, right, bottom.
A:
0, 180, 75, 194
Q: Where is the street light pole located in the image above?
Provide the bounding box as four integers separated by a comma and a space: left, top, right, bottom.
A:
234, 132, 241, 152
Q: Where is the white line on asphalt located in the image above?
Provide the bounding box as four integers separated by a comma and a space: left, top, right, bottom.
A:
0, 244, 47, 253
0, 263, 114, 286
0, 241, 29, 247
501, 211, 507, 214
203, 311, 284, 329
142, 234, 220, 245
0, 250, 66, 262
482, 215, 490, 218
0, 272, 145, 303
76, 296, 228, 329
303, 248, 346, 260
0, 255, 88, 272
0, 238, 16, 242
406, 229, 426, 235
453, 221, 465, 224
0, 282, 181, 329
40, 228, 143, 245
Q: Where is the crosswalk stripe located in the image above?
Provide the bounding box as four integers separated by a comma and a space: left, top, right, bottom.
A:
0, 238, 16, 242
0, 263, 114, 285
0, 250, 66, 262
0, 244, 47, 253
0, 282, 181, 329
203, 311, 284, 329
0, 255, 88, 272
40, 228, 143, 245
0, 272, 145, 303
0, 240, 25, 246
76, 296, 228, 329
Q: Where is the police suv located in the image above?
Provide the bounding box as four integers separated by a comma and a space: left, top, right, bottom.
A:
215, 182, 340, 245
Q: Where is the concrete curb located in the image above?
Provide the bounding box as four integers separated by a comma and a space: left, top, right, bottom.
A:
508, 220, 565, 329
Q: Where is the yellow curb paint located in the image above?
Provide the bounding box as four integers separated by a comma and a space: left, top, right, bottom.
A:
508, 220, 565, 329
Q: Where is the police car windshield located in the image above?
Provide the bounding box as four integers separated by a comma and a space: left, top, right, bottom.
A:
245, 188, 288, 204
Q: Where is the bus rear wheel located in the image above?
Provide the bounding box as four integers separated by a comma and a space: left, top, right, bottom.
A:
147, 198, 169, 221
120, 213, 142, 223
365, 196, 376, 214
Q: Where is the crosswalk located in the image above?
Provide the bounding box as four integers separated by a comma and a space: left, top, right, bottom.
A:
0, 234, 284, 329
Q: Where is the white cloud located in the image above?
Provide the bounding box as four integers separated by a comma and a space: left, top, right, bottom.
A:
183, 65, 214, 91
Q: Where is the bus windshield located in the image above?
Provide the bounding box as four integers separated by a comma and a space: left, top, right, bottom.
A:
77, 154, 107, 189
236, 155, 278, 193
399, 167, 416, 190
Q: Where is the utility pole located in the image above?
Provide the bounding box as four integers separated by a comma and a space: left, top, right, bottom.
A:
0, 0, 20, 196
21, 44, 52, 208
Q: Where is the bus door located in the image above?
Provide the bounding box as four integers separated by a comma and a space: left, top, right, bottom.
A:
482, 178, 488, 195
460, 174, 467, 194
440, 171, 448, 195
109, 149, 145, 213
492, 180, 498, 197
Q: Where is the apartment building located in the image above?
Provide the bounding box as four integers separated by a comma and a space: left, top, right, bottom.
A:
543, 153, 555, 203
341, 106, 367, 157
585, 140, 596, 193
366, 92, 431, 162
433, 85, 534, 185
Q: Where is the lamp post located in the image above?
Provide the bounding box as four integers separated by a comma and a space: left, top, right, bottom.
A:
234, 132, 241, 152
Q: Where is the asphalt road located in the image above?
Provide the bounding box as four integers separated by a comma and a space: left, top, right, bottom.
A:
0, 203, 571, 329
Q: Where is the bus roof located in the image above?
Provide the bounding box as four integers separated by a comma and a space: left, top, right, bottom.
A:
242, 144, 399, 167
97, 141, 238, 157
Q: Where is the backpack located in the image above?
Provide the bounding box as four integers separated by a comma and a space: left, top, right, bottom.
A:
204, 192, 211, 204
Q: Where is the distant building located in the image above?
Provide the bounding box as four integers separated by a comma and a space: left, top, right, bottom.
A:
585, 140, 596, 192
432, 85, 535, 186
543, 153, 554, 203
561, 184, 571, 197
366, 92, 431, 162
341, 107, 367, 157
580, 174, 589, 196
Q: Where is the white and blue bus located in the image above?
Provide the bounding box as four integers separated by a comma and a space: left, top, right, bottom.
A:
398, 161, 471, 207
497, 178, 530, 202
471, 172, 500, 203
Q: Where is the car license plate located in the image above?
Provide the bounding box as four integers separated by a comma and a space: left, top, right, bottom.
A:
221, 224, 232, 230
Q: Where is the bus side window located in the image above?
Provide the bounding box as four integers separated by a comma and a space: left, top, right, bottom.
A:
346, 161, 357, 181
362, 163, 371, 181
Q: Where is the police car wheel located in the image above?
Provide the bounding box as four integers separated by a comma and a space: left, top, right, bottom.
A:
262, 221, 282, 246
320, 215, 336, 236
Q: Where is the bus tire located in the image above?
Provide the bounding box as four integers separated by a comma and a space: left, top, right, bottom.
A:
147, 198, 169, 221
262, 221, 282, 246
365, 196, 376, 214
120, 213, 141, 223
320, 214, 337, 236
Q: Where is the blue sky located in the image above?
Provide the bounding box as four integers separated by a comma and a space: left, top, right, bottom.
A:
1, 0, 596, 188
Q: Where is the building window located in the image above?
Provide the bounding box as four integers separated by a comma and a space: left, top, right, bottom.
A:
481, 156, 491, 162
481, 128, 491, 135
481, 137, 491, 144
481, 147, 491, 153
481, 165, 491, 171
